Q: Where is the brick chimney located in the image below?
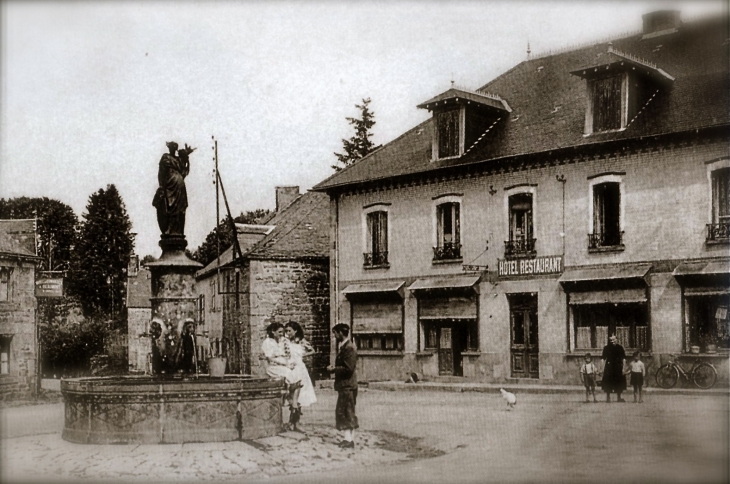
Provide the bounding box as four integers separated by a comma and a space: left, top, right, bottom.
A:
642, 10, 681, 39
275, 186, 299, 212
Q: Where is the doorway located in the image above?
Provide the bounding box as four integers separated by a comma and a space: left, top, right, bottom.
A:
509, 293, 539, 378
424, 321, 477, 376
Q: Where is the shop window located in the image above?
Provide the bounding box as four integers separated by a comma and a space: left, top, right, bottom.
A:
364, 210, 388, 267
573, 304, 649, 350
0, 267, 10, 302
0, 336, 10, 374
687, 295, 730, 352
354, 334, 403, 351
434, 202, 461, 261
590, 182, 623, 249
589, 75, 623, 133
436, 109, 460, 159
506, 193, 535, 259
421, 321, 478, 352
708, 167, 730, 242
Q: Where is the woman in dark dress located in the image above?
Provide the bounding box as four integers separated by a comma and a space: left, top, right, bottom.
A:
601, 335, 627, 402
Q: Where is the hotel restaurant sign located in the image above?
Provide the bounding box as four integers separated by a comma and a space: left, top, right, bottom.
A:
498, 255, 563, 277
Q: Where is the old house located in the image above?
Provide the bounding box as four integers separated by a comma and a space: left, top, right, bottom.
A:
314, 11, 729, 385
0, 219, 40, 399
195, 187, 331, 378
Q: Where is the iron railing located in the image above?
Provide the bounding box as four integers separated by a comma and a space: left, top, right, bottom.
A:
707, 223, 730, 242
588, 231, 624, 249
433, 242, 462, 261
504, 238, 536, 259
363, 251, 389, 267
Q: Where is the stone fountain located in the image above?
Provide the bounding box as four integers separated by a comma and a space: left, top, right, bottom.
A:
61, 141, 286, 444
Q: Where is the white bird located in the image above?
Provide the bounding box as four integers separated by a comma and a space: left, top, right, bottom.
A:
500, 388, 517, 410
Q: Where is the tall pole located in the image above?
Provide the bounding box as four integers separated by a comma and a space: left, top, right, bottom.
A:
215, 138, 220, 294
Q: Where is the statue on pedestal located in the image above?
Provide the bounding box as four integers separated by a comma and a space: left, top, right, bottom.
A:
152, 141, 196, 238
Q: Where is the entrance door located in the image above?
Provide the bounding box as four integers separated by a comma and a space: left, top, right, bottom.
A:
510, 294, 539, 378
436, 325, 467, 376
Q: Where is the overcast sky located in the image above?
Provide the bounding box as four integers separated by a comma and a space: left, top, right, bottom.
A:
0, 0, 724, 257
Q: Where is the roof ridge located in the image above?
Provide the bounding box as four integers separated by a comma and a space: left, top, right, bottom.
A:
529, 29, 641, 61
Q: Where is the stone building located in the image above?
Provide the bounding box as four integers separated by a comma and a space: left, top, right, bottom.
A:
126, 255, 152, 372
195, 187, 330, 378
314, 11, 729, 385
0, 219, 40, 399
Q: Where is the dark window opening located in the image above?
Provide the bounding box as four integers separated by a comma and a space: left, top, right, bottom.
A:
0, 267, 10, 302
422, 321, 478, 352
591, 75, 622, 132
590, 182, 622, 248
506, 193, 535, 258
687, 295, 730, 352
437, 109, 460, 158
434, 202, 461, 260
0, 335, 11, 375
708, 168, 730, 242
364, 211, 388, 267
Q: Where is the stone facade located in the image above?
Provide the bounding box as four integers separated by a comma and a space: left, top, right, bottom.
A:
0, 219, 40, 399
126, 258, 152, 372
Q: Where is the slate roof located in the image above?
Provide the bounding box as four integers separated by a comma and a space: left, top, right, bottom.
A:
314, 14, 729, 191
0, 219, 38, 258
196, 191, 329, 279
196, 224, 274, 279
126, 267, 152, 308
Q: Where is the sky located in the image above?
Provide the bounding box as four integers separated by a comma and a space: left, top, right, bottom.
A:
0, 0, 725, 257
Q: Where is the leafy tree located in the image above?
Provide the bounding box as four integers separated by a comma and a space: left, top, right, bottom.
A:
67, 185, 134, 318
191, 209, 272, 266
0, 197, 78, 272
140, 254, 158, 265
333, 97, 378, 172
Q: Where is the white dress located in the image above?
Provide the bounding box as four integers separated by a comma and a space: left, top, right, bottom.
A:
261, 337, 299, 385
288, 339, 317, 407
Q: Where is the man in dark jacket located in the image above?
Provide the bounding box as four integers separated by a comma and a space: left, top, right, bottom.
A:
327, 323, 358, 448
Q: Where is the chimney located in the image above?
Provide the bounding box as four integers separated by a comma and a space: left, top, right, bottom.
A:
642, 10, 681, 39
275, 186, 299, 212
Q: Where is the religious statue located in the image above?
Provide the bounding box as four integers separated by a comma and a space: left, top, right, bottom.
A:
152, 141, 196, 237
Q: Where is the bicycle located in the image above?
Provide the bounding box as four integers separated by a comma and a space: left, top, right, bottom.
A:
655, 354, 718, 389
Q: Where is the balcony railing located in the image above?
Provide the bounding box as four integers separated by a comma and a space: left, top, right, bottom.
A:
707, 223, 730, 243
504, 238, 536, 259
433, 242, 462, 261
363, 251, 389, 267
588, 231, 624, 250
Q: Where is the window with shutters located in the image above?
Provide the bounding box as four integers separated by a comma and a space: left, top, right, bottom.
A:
436, 109, 461, 159
588, 174, 624, 252
585, 74, 627, 134
364, 210, 389, 268
505, 192, 536, 259
434, 202, 461, 261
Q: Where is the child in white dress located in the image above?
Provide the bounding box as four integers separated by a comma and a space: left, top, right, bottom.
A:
261, 322, 301, 414
285, 321, 317, 431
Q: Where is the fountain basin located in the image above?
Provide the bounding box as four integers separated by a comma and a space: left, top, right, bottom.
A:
61, 375, 286, 444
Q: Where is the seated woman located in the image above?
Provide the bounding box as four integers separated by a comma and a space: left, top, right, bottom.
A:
284, 321, 317, 431
261, 322, 302, 421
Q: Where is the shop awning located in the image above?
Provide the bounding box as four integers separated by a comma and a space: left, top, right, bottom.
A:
342, 281, 405, 297
568, 288, 647, 305
673, 260, 730, 277
683, 286, 730, 297
559, 263, 651, 286
408, 275, 481, 293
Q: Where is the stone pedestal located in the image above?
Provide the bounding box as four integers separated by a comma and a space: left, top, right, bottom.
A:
147, 235, 203, 337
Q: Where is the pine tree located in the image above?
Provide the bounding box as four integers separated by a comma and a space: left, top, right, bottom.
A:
0, 197, 78, 272
68, 185, 134, 318
333, 97, 378, 172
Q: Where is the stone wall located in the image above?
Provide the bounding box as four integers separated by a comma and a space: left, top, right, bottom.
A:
127, 307, 151, 372
248, 259, 330, 379
0, 259, 37, 399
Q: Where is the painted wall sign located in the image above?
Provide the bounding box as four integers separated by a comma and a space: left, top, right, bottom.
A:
498, 256, 563, 277
35, 278, 63, 298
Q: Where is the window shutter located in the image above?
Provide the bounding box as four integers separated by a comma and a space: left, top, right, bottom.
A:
454, 203, 461, 245
437, 205, 444, 247
379, 212, 388, 254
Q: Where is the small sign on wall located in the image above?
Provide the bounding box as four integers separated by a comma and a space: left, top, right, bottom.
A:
498, 255, 563, 277
35, 278, 63, 298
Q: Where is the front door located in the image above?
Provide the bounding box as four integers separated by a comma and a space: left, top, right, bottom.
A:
436, 324, 466, 376
510, 294, 539, 378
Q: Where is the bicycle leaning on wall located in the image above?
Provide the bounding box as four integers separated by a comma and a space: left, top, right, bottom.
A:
654, 354, 718, 389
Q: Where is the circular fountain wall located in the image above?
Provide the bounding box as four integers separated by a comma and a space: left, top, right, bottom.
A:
61, 375, 286, 444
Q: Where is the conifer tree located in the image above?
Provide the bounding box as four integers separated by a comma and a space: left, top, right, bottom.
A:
68, 185, 134, 318
333, 97, 378, 172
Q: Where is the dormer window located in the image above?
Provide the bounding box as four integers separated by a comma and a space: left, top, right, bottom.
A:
571, 47, 674, 136
418, 87, 510, 161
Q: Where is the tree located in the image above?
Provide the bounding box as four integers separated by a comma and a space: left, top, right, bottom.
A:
67, 185, 134, 318
191, 209, 272, 267
0, 197, 78, 272
333, 97, 379, 172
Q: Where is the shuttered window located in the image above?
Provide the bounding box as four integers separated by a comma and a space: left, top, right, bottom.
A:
712, 168, 730, 224
437, 109, 460, 158
590, 75, 623, 132
365, 211, 388, 266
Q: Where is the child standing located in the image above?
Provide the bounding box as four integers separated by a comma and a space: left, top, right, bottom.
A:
580, 353, 599, 403
629, 351, 646, 403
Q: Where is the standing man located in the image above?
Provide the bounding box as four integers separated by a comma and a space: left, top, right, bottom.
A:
327, 323, 358, 448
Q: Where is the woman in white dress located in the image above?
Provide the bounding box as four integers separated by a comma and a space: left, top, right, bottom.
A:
284, 321, 317, 431
261, 322, 301, 413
